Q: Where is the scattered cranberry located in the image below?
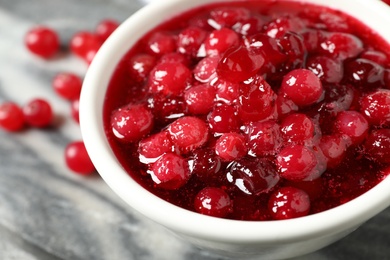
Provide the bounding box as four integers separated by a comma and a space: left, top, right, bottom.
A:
364, 129, 390, 164
194, 187, 232, 218
25, 26, 59, 58
167, 116, 209, 153
360, 89, 390, 126
149, 152, 191, 190
280, 69, 323, 107
0, 102, 25, 132
95, 19, 119, 41
65, 141, 95, 175
215, 133, 247, 161
268, 187, 310, 220
70, 99, 80, 124
23, 98, 53, 128
110, 104, 154, 142
70, 31, 102, 58
52, 72, 83, 100
334, 111, 369, 145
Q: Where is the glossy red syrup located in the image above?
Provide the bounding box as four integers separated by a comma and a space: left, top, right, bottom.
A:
103, 1, 390, 220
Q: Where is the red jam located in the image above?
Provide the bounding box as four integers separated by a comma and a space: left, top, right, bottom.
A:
103, 1, 390, 220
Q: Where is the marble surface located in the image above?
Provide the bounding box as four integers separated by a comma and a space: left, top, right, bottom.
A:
0, 0, 389, 259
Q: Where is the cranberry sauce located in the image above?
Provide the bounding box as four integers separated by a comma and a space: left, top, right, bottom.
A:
103, 1, 390, 220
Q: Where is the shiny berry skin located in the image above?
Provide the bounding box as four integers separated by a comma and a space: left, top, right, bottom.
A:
360, 89, 390, 126
364, 129, 390, 164
167, 116, 209, 153
52, 72, 83, 100
23, 98, 53, 128
190, 148, 222, 182
147, 94, 187, 123
95, 19, 119, 41
237, 75, 276, 122
25, 26, 59, 58
318, 32, 363, 60
344, 58, 384, 90
268, 187, 310, 220
217, 44, 265, 83
243, 120, 282, 157
110, 104, 154, 142
70, 31, 102, 58
215, 133, 247, 161
0, 102, 25, 132
210, 7, 250, 28
360, 50, 389, 66
280, 69, 323, 107
194, 187, 232, 218
334, 111, 369, 145
207, 104, 240, 134
306, 55, 343, 84
65, 141, 95, 175
138, 131, 174, 163
193, 56, 219, 83
149, 152, 190, 190
227, 158, 280, 195
214, 79, 240, 104
280, 113, 316, 144
177, 26, 207, 57
278, 32, 307, 70
70, 99, 80, 124
148, 61, 191, 95
128, 54, 156, 83
263, 16, 305, 38
204, 28, 240, 56
147, 32, 177, 56
276, 145, 319, 181
184, 84, 216, 115
319, 135, 349, 168
247, 33, 286, 68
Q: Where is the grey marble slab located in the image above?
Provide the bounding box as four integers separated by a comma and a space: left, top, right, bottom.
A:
0, 0, 389, 259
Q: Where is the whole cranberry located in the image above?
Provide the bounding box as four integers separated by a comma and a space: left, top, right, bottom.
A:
65, 141, 95, 175
364, 129, 390, 164
25, 26, 59, 58
268, 187, 310, 220
194, 187, 233, 218
52, 72, 83, 100
95, 19, 119, 41
0, 102, 25, 132
360, 89, 390, 126
23, 98, 53, 128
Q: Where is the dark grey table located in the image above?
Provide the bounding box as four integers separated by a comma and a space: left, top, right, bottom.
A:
0, 0, 389, 259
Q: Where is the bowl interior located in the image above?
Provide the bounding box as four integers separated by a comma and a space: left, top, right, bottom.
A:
80, 0, 390, 244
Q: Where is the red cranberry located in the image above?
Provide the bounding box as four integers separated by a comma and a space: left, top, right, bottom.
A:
177, 26, 207, 57
158, 52, 190, 66
344, 58, 384, 90
148, 61, 192, 95
275, 94, 298, 118
277, 32, 307, 70
128, 54, 157, 83
280, 113, 316, 145
360, 50, 389, 66
204, 28, 240, 56
146, 32, 177, 56
246, 33, 286, 68
285, 178, 324, 201
243, 120, 282, 157
360, 89, 390, 126
306, 55, 343, 83
364, 129, 390, 164
149, 152, 190, 190
52, 72, 82, 100
268, 187, 310, 220
213, 79, 240, 105
95, 19, 119, 41
23, 98, 53, 128
209, 7, 250, 28
70, 99, 80, 124
237, 75, 276, 122
301, 29, 322, 52
147, 94, 187, 123
168, 116, 209, 153
280, 69, 323, 107
263, 16, 306, 38
65, 141, 95, 175
215, 133, 247, 161
334, 111, 369, 145
276, 145, 319, 181
319, 135, 349, 168
0, 102, 25, 132
193, 56, 220, 83
233, 15, 263, 36
318, 84, 355, 117
227, 158, 280, 195
194, 187, 232, 218
217, 44, 265, 83
138, 131, 174, 163
207, 104, 240, 134
70, 31, 102, 58
110, 103, 154, 142
190, 148, 222, 182
318, 32, 363, 60
25, 26, 59, 58
184, 84, 216, 115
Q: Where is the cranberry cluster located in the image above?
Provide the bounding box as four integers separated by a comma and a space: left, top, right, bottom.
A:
106, 2, 390, 220
0, 19, 119, 175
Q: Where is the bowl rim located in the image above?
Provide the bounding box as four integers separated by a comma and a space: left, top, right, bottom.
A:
80, 0, 390, 244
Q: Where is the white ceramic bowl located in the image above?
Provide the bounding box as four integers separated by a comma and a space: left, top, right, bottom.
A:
80, 0, 390, 259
